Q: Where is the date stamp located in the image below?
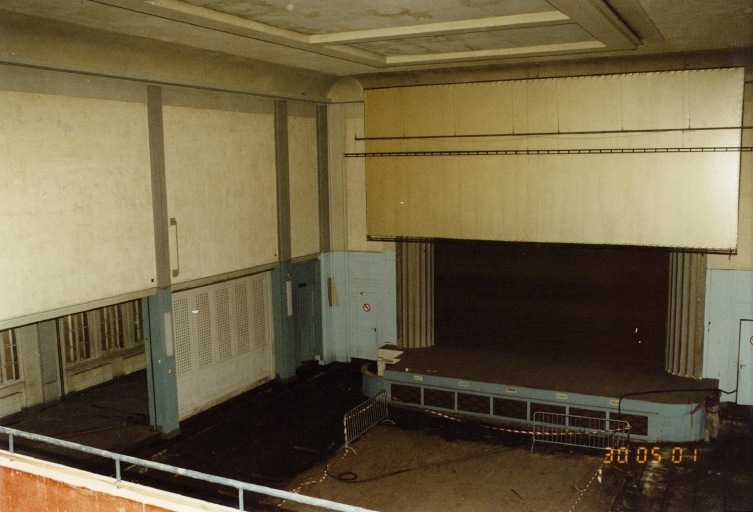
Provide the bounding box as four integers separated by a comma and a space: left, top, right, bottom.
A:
604, 445, 699, 465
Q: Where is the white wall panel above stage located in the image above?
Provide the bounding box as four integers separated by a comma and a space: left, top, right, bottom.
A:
364, 68, 745, 251
173, 273, 274, 421
0, 68, 155, 327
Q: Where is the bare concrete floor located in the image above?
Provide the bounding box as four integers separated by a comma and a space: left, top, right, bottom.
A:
266, 404, 753, 512
272, 424, 617, 512
273, 405, 753, 512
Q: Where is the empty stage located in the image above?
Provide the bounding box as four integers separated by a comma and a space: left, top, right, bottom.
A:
362, 346, 719, 442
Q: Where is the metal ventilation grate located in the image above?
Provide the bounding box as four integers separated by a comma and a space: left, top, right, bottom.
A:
252, 277, 268, 350
234, 282, 250, 355
173, 296, 192, 375
216, 287, 231, 362
196, 292, 212, 369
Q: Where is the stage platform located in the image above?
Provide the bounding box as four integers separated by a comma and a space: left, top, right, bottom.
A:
362, 346, 719, 442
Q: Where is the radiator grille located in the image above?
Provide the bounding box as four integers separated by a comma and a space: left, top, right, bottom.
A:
173, 297, 192, 375
196, 292, 212, 369
252, 278, 268, 350
234, 283, 250, 355
216, 287, 231, 362
173, 272, 274, 421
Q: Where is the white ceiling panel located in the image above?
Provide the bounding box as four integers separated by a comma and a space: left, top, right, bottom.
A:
0, 0, 751, 75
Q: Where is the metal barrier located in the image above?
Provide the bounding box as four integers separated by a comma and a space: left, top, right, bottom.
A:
344, 391, 388, 448
531, 412, 630, 453
0, 426, 378, 512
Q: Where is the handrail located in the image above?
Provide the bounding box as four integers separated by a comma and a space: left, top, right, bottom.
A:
0, 426, 378, 512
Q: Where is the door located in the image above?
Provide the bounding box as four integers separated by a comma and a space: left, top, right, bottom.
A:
738, 320, 753, 405
350, 291, 379, 360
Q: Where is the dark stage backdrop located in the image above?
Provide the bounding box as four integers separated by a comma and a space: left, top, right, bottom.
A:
434, 241, 669, 366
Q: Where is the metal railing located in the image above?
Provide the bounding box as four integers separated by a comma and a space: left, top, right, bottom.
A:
0, 426, 378, 512
531, 412, 630, 453
344, 391, 388, 449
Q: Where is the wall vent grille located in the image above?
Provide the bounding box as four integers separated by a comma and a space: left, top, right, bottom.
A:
216, 287, 231, 362
173, 297, 191, 375
196, 292, 212, 369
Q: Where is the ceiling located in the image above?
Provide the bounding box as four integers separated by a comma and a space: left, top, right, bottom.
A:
2, 0, 753, 76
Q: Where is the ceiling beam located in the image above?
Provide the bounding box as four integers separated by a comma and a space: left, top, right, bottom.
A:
385, 40, 606, 65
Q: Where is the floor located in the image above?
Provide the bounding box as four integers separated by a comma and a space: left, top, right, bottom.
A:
2, 363, 752, 512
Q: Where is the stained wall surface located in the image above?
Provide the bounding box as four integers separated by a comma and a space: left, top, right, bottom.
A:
162, 89, 278, 285
0, 67, 156, 326
365, 69, 745, 250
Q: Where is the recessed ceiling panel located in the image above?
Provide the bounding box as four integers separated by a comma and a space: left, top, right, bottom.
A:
182, 0, 557, 34
352, 23, 594, 56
